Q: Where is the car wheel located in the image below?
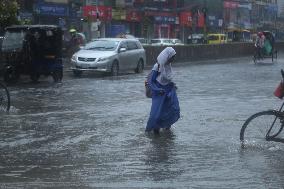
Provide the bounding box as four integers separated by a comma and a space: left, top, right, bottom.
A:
111, 61, 119, 76
73, 70, 82, 77
52, 70, 63, 82
135, 59, 144, 73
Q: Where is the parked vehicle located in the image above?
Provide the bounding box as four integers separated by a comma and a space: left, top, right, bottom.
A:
150, 38, 173, 46
170, 38, 184, 45
207, 33, 227, 44
227, 29, 252, 42
187, 34, 206, 44
137, 38, 148, 45
71, 38, 146, 76
1, 25, 63, 83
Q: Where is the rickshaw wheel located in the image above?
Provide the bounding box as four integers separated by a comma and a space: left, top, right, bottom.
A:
52, 70, 63, 82
30, 74, 40, 82
3, 70, 19, 83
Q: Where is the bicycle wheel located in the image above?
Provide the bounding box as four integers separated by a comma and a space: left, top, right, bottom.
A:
240, 110, 284, 146
253, 54, 257, 64
0, 82, 10, 112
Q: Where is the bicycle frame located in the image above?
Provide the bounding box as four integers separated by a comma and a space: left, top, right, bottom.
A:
265, 102, 284, 140
266, 72, 284, 139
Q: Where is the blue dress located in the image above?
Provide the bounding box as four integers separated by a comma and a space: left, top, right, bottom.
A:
146, 70, 180, 132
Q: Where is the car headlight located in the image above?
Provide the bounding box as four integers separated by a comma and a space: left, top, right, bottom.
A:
97, 57, 109, 62
71, 55, 77, 62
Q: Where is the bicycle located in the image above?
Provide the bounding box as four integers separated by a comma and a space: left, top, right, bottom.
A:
240, 69, 284, 147
0, 82, 10, 112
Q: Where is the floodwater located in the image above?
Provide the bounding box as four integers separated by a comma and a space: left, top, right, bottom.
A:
1, 56, 284, 188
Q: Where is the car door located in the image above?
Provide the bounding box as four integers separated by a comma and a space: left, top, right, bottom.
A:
126, 41, 139, 70
117, 41, 128, 71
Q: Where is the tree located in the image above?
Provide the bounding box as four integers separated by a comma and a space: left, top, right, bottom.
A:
0, 0, 19, 34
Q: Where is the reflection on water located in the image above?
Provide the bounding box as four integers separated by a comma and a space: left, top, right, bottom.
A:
1, 58, 284, 187
144, 130, 178, 181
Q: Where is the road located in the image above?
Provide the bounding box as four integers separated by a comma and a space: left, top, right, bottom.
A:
1, 55, 284, 188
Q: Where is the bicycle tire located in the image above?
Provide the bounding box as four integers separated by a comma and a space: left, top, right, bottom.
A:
253, 54, 257, 64
240, 110, 284, 146
0, 82, 10, 112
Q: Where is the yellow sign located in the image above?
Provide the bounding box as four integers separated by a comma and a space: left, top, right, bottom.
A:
112, 9, 126, 20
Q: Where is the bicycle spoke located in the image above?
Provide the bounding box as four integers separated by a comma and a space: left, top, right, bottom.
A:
240, 110, 283, 148
0, 83, 10, 112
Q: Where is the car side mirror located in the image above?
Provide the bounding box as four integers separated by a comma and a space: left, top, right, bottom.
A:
119, 47, 127, 52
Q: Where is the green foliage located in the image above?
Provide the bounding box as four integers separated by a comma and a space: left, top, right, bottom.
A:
0, 0, 19, 31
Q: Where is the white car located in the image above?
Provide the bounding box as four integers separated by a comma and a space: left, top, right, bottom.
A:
150, 38, 174, 46
170, 38, 184, 45
71, 38, 146, 76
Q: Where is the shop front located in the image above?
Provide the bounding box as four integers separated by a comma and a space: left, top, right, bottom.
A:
142, 11, 177, 39
34, 0, 69, 26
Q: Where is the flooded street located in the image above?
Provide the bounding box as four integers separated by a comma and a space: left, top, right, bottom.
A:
1, 56, 284, 188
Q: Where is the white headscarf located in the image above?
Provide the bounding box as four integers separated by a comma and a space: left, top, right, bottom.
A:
152, 47, 176, 85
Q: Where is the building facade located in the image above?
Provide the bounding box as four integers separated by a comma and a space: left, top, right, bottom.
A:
15, 0, 282, 42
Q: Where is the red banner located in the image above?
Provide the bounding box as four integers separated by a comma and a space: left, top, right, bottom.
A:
224, 1, 239, 9
144, 11, 175, 17
179, 12, 192, 26
197, 12, 205, 27
126, 11, 141, 22
83, 6, 112, 21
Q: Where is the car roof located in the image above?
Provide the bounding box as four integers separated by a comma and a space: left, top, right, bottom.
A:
93, 38, 139, 42
151, 38, 171, 40
6, 25, 59, 30
208, 33, 226, 36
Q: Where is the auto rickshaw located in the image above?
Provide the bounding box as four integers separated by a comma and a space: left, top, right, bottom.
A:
1, 25, 63, 83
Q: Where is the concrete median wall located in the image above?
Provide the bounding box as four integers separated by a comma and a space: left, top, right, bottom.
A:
144, 42, 284, 65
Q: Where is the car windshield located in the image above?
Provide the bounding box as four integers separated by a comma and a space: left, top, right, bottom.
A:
84, 40, 119, 51
138, 38, 147, 44
208, 35, 219, 40
151, 39, 162, 44
2, 30, 26, 51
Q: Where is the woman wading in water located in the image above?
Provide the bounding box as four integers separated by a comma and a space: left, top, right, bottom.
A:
146, 47, 180, 134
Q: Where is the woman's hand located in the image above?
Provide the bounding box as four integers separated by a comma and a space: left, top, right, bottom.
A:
159, 90, 165, 96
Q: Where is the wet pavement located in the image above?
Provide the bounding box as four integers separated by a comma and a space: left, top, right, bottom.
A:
1, 55, 284, 188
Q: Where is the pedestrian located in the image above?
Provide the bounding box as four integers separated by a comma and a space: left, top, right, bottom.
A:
145, 47, 180, 134
68, 28, 80, 58
255, 32, 265, 58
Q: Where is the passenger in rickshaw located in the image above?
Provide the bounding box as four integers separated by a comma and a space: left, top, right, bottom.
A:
264, 31, 275, 54
254, 32, 265, 58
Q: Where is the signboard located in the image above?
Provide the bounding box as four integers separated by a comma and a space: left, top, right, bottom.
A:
224, 1, 252, 10
154, 16, 176, 24
83, 5, 112, 21
197, 12, 205, 27
45, 0, 68, 4
179, 12, 192, 26
36, 3, 68, 16
224, 1, 239, 9
108, 24, 126, 37
126, 11, 141, 22
112, 9, 126, 20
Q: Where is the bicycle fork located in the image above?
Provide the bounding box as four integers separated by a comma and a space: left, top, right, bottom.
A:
266, 102, 284, 140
